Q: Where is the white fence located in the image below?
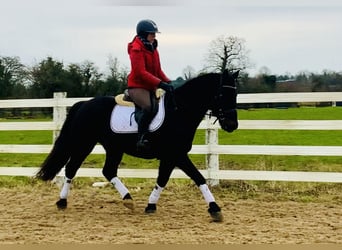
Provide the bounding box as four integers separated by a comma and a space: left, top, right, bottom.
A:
1, 92, 342, 184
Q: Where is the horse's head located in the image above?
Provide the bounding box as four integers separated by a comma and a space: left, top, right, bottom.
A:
211, 69, 239, 133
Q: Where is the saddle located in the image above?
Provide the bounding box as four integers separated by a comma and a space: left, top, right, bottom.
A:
110, 89, 166, 133
114, 89, 165, 107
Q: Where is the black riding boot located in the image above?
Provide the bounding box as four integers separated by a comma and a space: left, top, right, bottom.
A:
136, 111, 153, 151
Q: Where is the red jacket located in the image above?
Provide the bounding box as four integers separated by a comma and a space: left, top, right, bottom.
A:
127, 36, 170, 91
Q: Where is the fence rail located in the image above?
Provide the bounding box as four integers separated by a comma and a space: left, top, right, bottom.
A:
1, 92, 342, 184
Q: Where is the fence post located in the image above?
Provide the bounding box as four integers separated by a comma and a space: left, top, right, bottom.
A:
205, 116, 219, 186
53, 92, 67, 142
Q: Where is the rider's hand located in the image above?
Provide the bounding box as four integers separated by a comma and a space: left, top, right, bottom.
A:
158, 82, 174, 93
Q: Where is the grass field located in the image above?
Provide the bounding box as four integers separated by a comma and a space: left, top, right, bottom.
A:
0, 106, 341, 201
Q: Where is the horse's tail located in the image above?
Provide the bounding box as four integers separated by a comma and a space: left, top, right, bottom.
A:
35, 101, 85, 181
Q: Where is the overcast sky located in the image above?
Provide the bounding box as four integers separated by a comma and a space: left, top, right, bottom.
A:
1, 0, 342, 79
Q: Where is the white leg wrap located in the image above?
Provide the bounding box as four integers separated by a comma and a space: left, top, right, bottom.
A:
199, 184, 215, 204
60, 177, 72, 199
110, 177, 129, 198
148, 184, 164, 204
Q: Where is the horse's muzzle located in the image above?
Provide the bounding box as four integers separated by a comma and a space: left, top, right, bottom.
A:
219, 109, 238, 133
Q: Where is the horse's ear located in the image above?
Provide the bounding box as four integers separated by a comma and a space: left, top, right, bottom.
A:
232, 70, 240, 79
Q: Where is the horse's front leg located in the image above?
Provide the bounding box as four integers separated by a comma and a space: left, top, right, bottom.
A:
145, 158, 175, 213
102, 151, 135, 210
177, 154, 223, 222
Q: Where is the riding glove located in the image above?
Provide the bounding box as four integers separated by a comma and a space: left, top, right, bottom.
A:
158, 82, 174, 93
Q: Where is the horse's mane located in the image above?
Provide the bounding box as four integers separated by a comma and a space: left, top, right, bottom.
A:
174, 72, 219, 92
168, 72, 220, 114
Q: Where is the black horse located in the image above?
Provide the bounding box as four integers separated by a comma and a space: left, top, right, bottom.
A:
35, 69, 239, 222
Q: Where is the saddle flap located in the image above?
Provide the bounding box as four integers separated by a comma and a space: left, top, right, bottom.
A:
110, 95, 165, 133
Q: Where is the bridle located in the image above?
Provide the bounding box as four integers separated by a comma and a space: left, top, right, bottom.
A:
209, 72, 237, 124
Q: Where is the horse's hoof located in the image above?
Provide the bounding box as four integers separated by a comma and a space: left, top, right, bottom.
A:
210, 211, 224, 222
122, 193, 135, 210
56, 199, 67, 209
145, 203, 156, 213
123, 199, 136, 210
208, 202, 223, 222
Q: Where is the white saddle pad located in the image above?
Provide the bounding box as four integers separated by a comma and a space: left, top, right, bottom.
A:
110, 95, 165, 133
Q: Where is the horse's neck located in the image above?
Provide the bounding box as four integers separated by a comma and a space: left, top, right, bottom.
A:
174, 76, 217, 123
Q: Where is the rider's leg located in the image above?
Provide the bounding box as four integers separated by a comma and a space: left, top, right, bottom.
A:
128, 88, 157, 150
136, 109, 154, 150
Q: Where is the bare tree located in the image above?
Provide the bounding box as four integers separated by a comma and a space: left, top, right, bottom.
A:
0, 56, 28, 98
204, 35, 252, 73
107, 55, 129, 82
80, 60, 102, 83
0, 56, 28, 82
107, 55, 120, 81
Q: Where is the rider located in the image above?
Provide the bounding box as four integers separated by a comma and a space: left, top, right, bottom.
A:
127, 19, 174, 151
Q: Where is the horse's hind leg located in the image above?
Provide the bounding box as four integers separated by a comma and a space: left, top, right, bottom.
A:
102, 151, 135, 210
56, 143, 95, 209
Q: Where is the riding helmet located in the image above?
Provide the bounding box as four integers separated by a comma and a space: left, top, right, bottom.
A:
136, 19, 160, 36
